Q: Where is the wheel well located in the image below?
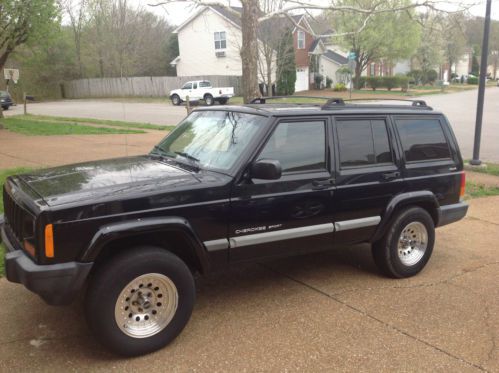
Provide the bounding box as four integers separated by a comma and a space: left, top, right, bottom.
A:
90, 231, 203, 277
393, 201, 439, 226
204, 93, 213, 99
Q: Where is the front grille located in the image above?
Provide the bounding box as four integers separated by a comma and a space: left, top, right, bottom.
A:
3, 187, 34, 243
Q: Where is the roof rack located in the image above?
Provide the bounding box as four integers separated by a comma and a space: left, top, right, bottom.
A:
249, 96, 334, 104
249, 96, 432, 111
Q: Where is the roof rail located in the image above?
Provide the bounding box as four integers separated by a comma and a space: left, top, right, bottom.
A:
249, 96, 336, 104
250, 96, 433, 111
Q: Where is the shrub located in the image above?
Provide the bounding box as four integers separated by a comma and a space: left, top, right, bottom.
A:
407, 70, 423, 85
357, 76, 367, 89
333, 83, 347, 91
326, 76, 333, 89
425, 69, 438, 84
381, 76, 399, 91
467, 76, 479, 84
366, 76, 383, 90
397, 75, 410, 92
314, 74, 324, 89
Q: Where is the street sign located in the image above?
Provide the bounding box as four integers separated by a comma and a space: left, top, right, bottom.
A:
3, 68, 19, 84
348, 52, 356, 61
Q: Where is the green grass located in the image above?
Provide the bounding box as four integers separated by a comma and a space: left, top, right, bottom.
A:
1, 167, 35, 277
0, 116, 145, 136
465, 161, 499, 177
465, 181, 499, 199
23, 114, 174, 131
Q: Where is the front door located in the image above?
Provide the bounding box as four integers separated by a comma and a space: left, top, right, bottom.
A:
331, 115, 405, 244
229, 117, 336, 262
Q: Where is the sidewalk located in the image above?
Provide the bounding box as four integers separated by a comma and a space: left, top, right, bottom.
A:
0, 196, 497, 372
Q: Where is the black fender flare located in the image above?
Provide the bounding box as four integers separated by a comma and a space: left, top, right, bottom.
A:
80, 216, 210, 272
371, 191, 440, 242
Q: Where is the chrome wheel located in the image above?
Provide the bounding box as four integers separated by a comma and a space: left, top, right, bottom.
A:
115, 273, 178, 338
397, 222, 428, 266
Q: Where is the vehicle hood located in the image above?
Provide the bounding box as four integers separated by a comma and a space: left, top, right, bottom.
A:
17, 156, 201, 207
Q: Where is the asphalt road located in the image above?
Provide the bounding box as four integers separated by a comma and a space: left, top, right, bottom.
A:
4, 99, 189, 127
4, 87, 499, 162
0, 196, 498, 371
419, 87, 499, 163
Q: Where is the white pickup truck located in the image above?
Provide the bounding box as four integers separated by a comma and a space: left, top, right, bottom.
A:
169, 80, 234, 106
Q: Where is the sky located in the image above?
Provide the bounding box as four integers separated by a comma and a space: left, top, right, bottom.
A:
134, 0, 499, 26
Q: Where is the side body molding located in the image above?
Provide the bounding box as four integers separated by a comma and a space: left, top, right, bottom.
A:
80, 217, 210, 272
372, 191, 440, 242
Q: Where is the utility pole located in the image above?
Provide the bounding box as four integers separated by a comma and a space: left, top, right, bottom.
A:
470, 0, 492, 166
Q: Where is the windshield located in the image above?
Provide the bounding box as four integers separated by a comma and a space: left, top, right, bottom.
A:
0, 91, 8, 97
152, 110, 265, 171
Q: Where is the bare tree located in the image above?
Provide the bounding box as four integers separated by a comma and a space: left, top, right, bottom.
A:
61, 0, 89, 78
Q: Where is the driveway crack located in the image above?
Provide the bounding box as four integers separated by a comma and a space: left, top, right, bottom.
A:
261, 263, 489, 372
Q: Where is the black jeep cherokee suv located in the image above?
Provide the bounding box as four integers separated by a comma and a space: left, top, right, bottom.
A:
1, 98, 468, 356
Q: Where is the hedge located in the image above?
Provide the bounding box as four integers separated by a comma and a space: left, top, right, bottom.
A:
363, 76, 409, 91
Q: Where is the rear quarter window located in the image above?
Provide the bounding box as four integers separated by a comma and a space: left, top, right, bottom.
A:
395, 118, 451, 162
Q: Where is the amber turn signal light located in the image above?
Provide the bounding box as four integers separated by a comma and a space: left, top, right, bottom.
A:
45, 224, 54, 258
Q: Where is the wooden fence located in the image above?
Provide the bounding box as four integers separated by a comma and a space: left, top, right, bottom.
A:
61, 75, 242, 99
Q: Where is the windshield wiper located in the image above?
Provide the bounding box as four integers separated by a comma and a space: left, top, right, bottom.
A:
174, 151, 199, 162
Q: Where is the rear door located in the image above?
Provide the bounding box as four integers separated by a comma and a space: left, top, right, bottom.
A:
229, 117, 336, 261
332, 115, 404, 244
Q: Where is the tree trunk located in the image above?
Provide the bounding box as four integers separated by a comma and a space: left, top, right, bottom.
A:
266, 55, 272, 97
354, 59, 363, 89
241, 0, 261, 103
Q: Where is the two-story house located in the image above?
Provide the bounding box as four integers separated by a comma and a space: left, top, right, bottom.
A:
171, 6, 348, 93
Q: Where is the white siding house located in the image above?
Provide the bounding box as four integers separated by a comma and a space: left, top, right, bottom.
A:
172, 6, 272, 83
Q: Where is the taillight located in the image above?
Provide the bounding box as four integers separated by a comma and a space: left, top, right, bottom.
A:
459, 172, 466, 199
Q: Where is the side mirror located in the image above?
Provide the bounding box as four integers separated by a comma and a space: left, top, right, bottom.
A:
250, 159, 282, 180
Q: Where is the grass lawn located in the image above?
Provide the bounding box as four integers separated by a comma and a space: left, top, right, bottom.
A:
0, 116, 145, 136
465, 161, 499, 177
1, 167, 35, 277
23, 114, 174, 131
465, 181, 499, 199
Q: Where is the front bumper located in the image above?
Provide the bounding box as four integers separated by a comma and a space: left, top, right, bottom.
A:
437, 202, 469, 227
1, 219, 93, 306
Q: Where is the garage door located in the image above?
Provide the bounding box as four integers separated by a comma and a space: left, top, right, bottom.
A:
295, 68, 309, 92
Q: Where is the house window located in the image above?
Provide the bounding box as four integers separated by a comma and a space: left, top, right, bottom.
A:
370, 63, 375, 76
214, 31, 227, 50
297, 30, 305, 49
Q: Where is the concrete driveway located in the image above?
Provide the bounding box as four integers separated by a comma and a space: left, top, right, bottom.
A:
0, 197, 497, 372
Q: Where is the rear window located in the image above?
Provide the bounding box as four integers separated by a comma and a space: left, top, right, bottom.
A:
336, 119, 393, 168
395, 118, 451, 162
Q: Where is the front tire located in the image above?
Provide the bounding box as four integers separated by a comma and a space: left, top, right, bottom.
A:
372, 207, 435, 278
204, 94, 214, 106
85, 247, 195, 356
171, 94, 181, 106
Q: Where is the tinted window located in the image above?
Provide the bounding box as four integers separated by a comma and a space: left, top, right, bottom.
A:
258, 121, 326, 173
182, 83, 192, 89
396, 118, 451, 162
199, 81, 211, 87
193, 82, 197, 89
336, 119, 392, 168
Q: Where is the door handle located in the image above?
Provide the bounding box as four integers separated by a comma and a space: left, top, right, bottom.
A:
312, 178, 335, 189
382, 171, 400, 181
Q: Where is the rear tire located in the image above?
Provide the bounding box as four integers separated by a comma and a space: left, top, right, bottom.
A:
218, 98, 228, 105
372, 207, 435, 278
85, 246, 195, 356
171, 94, 181, 106
204, 94, 214, 106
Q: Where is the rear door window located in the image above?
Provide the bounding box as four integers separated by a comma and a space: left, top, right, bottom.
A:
336, 118, 393, 168
395, 118, 451, 162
